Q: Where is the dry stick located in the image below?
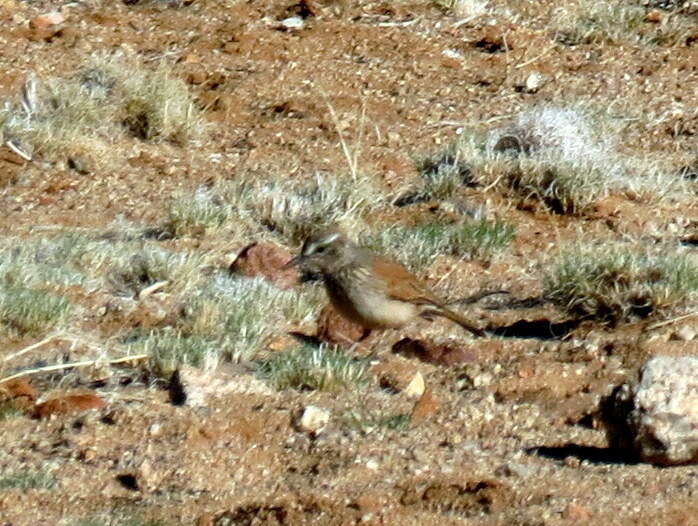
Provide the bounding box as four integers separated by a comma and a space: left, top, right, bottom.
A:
0, 354, 149, 386
2, 334, 62, 363
646, 312, 698, 331
514, 45, 556, 69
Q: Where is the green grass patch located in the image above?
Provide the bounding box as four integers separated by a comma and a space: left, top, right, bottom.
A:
369, 218, 514, 271
0, 469, 56, 490
545, 246, 698, 324
343, 410, 410, 432
0, 285, 71, 335
258, 345, 368, 392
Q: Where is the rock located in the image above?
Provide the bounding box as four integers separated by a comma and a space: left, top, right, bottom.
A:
403, 371, 426, 398
278, 16, 304, 31
229, 242, 299, 289
645, 9, 662, 23
673, 325, 695, 341
298, 405, 330, 434
392, 337, 477, 367
610, 356, 698, 465
0, 378, 38, 401
34, 393, 105, 419
410, 389, 439, 426
524, 72, 545, 93
316, 303, 365, 346
563, 502, 592, 521
371, 358, 419, 392
169, 366, 272, 407
28, 11, 65, 41
29, 11, 64, 29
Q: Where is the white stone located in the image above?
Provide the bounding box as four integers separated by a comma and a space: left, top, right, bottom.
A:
298, 405, 330, 434
279, 16, 304, 30
629, 356, 698, 465
403, 371, 425, 398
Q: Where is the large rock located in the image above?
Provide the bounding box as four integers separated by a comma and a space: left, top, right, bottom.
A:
229, 242, 299, 289
611, 356, 698, 465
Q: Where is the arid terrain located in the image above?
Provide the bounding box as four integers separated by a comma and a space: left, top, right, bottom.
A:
0, 0, 698, 524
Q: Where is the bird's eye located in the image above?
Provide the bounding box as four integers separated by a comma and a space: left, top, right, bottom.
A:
315, 246, 326, 254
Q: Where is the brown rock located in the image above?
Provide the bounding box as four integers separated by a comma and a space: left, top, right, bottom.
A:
185, 65, 207, 85
371, 357, 419, 393
316, 304, 365, 346
1, 378, 38, 401
34, 393, 106, 419
29, 11, 64, 30
563, 502, 592, 521
645, 10, 662, 24
229, 242, 299, 289
392, 337, 477, 367
410, 389, 439, 426
28, 11, 65, 41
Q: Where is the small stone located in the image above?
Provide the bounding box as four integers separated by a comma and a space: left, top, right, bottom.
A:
403, 371, 425, 398
229, 242, 299, 289
298, 405, 330, 434
365, 459, 379, 471
525, 72, 544, 93
674, 325, 696, 341
28, 11, 65, 40
645, 9, 662, 23
29, 11, 64, 30
563, 502, 592, 521
34, 393, 105, 419
410, 389, 439, 426
279, 16, 304, 30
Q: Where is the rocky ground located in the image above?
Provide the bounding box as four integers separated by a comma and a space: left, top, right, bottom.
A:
0, 0, 698, 524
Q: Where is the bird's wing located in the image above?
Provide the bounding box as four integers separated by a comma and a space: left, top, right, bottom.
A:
372, 256, 442, 306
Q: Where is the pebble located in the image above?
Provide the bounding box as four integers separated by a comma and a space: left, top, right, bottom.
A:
298, 405, 330, 434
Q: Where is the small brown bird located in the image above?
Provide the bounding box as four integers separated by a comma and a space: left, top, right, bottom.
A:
287, 229, 485, 338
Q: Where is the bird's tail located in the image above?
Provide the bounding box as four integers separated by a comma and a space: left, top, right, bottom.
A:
431, 306, 486, 337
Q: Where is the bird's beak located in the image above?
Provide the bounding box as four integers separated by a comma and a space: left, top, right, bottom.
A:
284, 255, 301, 269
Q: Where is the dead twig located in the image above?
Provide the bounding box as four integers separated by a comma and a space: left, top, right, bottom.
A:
646, 312, 698, 331
0, 354, 149, 386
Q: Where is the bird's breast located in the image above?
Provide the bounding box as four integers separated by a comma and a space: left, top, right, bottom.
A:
324, 269, 417, 329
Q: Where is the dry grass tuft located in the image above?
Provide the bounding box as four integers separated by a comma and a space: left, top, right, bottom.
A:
422, 105, 688, 214
0, 53, 204, 167
369, 218, 515, 271
551, 0, 695, 47
180, 274, 321, 363
545, 244, 698, 324
258, 344, 368, 392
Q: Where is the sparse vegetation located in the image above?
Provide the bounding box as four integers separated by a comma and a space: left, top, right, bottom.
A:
166, 188, 231, 237
0, 285, 71, 335
343, 410, 410, 432
414, 143, 476, 201
545, 245, 698, 324
424, 106, 686, 214
181, 274, 320, 363
0, 401, 23, 420
0, 469, 56, 490
240, 173, 379, 245
369, 218, 514, 271
126, 329, 220, 378
551, 0, 694, 47
258, 344, 368, 392
0, 52, 204, 166
104, 244, 206, 297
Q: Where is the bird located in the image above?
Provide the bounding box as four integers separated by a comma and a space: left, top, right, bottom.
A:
286, 228, 485, 339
